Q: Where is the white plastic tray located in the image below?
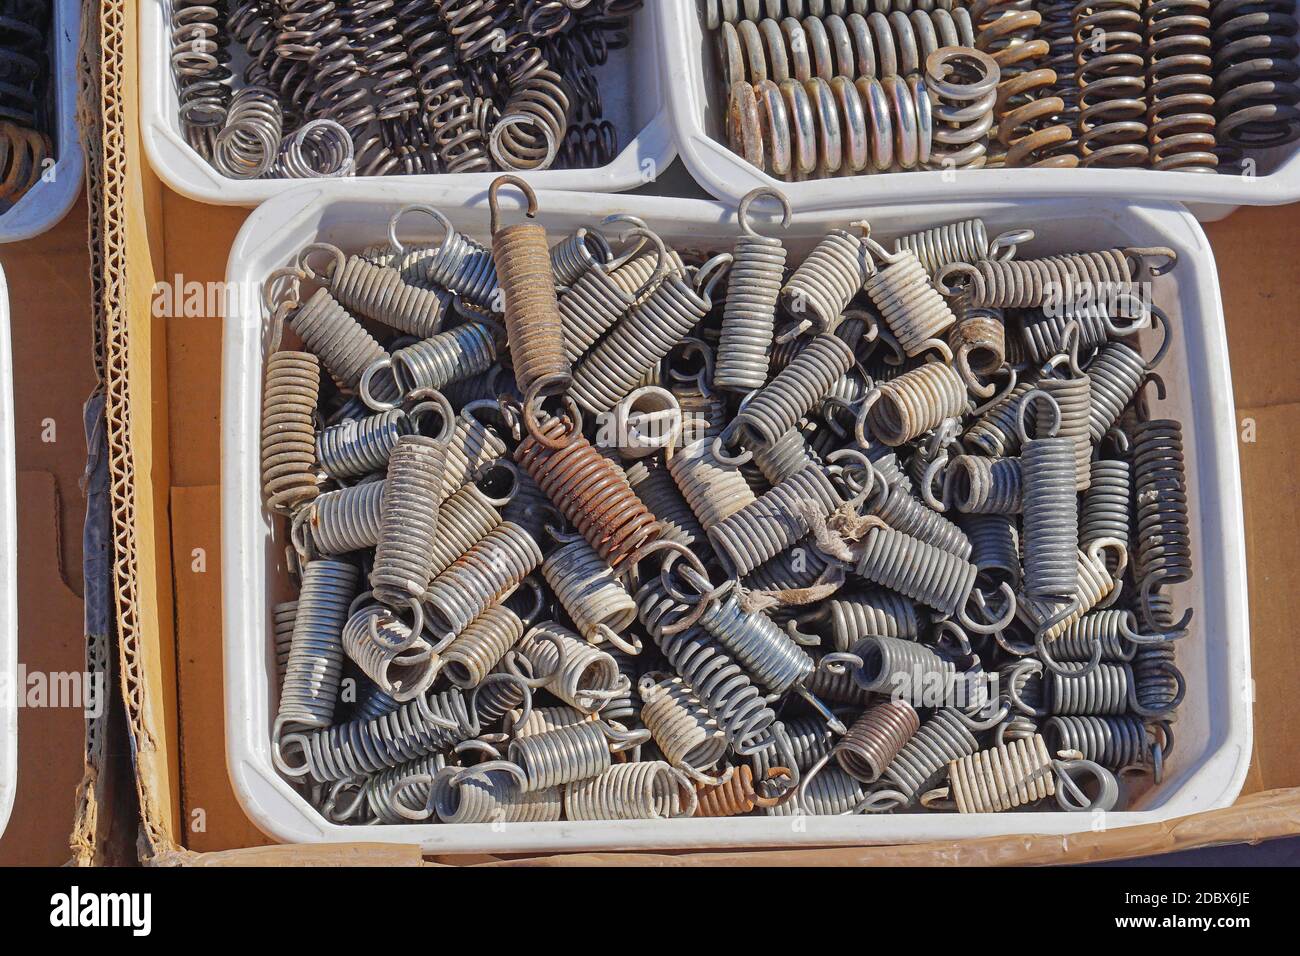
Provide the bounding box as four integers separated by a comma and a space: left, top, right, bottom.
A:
223, 183, 1250, 853
140, 0, 676, 206
0, 0, 84, 243
654, 0, 1300, 222
0, 263, 17, 837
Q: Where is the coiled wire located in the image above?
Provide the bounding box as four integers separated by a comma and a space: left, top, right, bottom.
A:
261, 350, 321, 514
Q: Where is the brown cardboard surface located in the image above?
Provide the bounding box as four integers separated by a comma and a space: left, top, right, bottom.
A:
0, 198, 99, 865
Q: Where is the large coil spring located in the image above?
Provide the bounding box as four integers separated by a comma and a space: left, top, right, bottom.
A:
1045, 714, 1165, 775
1080, 457, 1131, 562
1050, 661, 1132, 715
717, 190, 790, 393
834, 698, 920, 782
940, 248, 1135, 311
442, 603, 526, 688
864, 361, 968, 446
286, 288, 390, 394
708, 463, 841, 577
639, 675, 731, 782
172, 1, 233, 130
1210, 0, 1300, 152
731, 334, 858, 449
565, 761, 696, 820
276, 558, 359, 733
854, 522, 978, 618
261, 350, 321, 514
869, 475, 973, 556
508, 719, 622, 791
308, 480, 385, 556
305, 243, 447, 340
1144, 0, 1217, 172
947, 454, 1021, 514
625, 459, 709, 551
541, 536, 639, 651
341, 605, 440, 701
1019, 392, 1080, 601
371, 435, 449, 607
819, 589, 922, 651
390, 321, 500, 398
781, 230, 872, 334
1131, 419, 1191, 598
1074, 0, 1149, 167
852, 634, 958, 704
926, 46, 1001, 169
424, 522, 544, 636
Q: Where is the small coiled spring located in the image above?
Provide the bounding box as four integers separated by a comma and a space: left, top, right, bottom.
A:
565, 761, 696, 820
716, 189, 791, 393
261, 350, 321, 514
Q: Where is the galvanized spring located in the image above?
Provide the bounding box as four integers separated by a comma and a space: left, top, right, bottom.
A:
697, 591, 817, 695
772, 763, 865, 815
279, 687, 480, 782
341, 604, 440, 701
515, 621, 628, 714
834, 698, 920, 782
862, 361, 968, 447
752, 428, 816, 487
926, 46, 1000, 169
1131, 419, 1192, 600
307, 480, 385, 556
1050, 661, 1132, 715
639, 674, 731, 783
802, 655, 874, 705
945, 734, 1058, 811
1036, 357, 1093, 491
600, 646, 647, 729
728, 334, 857, 449
818, 589, 922, 651
276, 558, 359, 734
1019, 304, 1122, 365
315, 409, 408, 480
571, 259, 727, 414
440, 408, 510, 499
892, 218, 1025, 278
754, 716, 836, 778
360, 753, 449, 823
371, 433, 451, 608
1053, 610, 1139, 662
514, 416, 660, 571
851, 634, 958, 705
302, 243, 447, 340
489, 178, 573, 438
708, 463, 842, 578
1087, 340, 1153, 443
1074, 0, 1149, 167
1018, 391, 1079, 602
390, 206, 499, 310
938, 248, 1136, 310
442, 603, 526, 689
261, 350, 321, 514
541, 534, 639, 652
1019, 546, 1118, 642
874, 708, 979, 807
948, 304, 1007, 386
213, 86, 283, 178
963, 373, 1040, 456
424, 521, 544, 638
550, 226, 613, 288
285, 288, 391, 395
171, 1, 233, 130
507, 719, 641, 791
1211, 0, 1300, 152
426, 481, 507, 581
1081, 457, 1131, 563
780, 229, 872, 336
703, 1, 967, 31
854, 522, 981, 620
556, 243, 647, 363
1144, 0, 1217, 172
961, 512, 1021, 590
565, 761, 696, 820
274, 119, 356, 178
717, 189, 791, 393
863, 248, 957, 357
669, 436, 758, 531
1131, 641, 1185, 717
1045, 714, 1166, 776
867, 476, 973, 556
946, 454, 1021, 514
389, 321, 500, 399
624, 458, 709, 551
353, 675, 401, 722
432, 765, 564, 823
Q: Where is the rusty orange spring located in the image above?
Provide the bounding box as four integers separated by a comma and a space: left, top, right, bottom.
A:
694, 765, 793, 817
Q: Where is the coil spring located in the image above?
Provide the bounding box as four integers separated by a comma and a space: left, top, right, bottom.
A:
1018, 305, 1111, 365
946, 734, 1057, 811
1036, 368, 1093, 491
424, 521, 544, 636
717, 191, 790, 393
275, 558, 360, 733
1053, 610, 1139, 662
639, 675, 731, 781
564, 761, 695, 820
400, 211, 499, 308
963, 374, 1040, 456
894, 218, 1006, 278
878, 708, 979, 805
1019, 405, 1079, 602
855, 522, 978, 618
273, 119, 356, 177
307, 245, 447, 340
704, 1, 968, 30
424, 481, 506, 582
213, 86, 282, 178
996, 659, 1044, 743
554, 120, 620, 168
371, 435, 449, 607
287, 288, 390, 395
708, 463, 842, 578
1073, 0, 1149, 167
961, 512, 1021, 588
390, 321, 499, 397
1050, 661, 1131, 715
864, 250, 958, 357
515, 416, 659, 570
697, 592, 815, 695
508, 719, 620, 790
1038, 0, 1080, 161
731, 334, 857, 449
669, 438, 756, 533
308, 479, 385, 555
442, 603, 526, 688
273, 600, 297, 680
852, 634, 958, 704
172, 1, 233, 129
358, 752, 449, 823
1143, 0, 1217, 172
1019, 546, 1117, 640
1131, 640, 1184, 717
942, 248, 1134, 310
1080, 457, 1131, 562
751, 428, 815, 488
833, 699, 920, 783
1085, 341, 1147, 443
0, 121, 49, 205
926, 46, 1000, 169
865, 361, 968, 447
341, 605, 439, 700
624, 458, 709, 551
1045, 714, 1162, 774
541, 537, 639, 650
1131, 419, 1191, 597
947, 454, 1021, 514
516, 621, 628, 713
870, 476, 974, 555
558, 258, 639, 364
433, 766, 564, 823
781, 230, 873, 334
261, 351, 321, 514
491, 68, 570, 170
821, 589, 921, 651
1211, 0, 1300, 152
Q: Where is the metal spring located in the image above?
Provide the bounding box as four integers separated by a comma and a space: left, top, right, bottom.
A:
171, 1, 233, 129
424, 521, 544, 637
716, 189, 790, 392
708, 463, 842, 578
261, 350, 321, 514
1053, 610, 1139, 662
390, 321, 500, 398
772, 763, 865, 815
440, 410, 509, 499
1131, 419, 1192, 597
947, 454, 1021, 514
550, 226, 613, 287
926, 46, 1000, 169
1087, 341, 1149, 443
703, 1, 967, 31
276, 558, 360, 733
432, 766, 564, 823
972, 2, 1062, 169
1019, 305, 1116, 365
571, 266, 722, 414
1130, 642, 1185, 717
600, 646, 647, 728
821, 589, 922, 651
542, 536, 639, 651
1211, 0, 1300, 152
353, 674, 401, 722
756, 717, 837, 781
697, 592, 816, 695
695, 764, 788, 816
962, 513, 1021, 589
558, 255, 639, 363
1019, 393, 1079, 601
281, 687, 479, 782
1045, 714, 1163, 774
555, 120, 620, 168
506, 704, 590, 738
869, 477, 973, 556
442, 603, 526, 688
1019, 547, 1117, 641
395, 207, 499, 309
854, 523, 978, 619
863, 361, 968, 447
948, 304, 1007, 383
425, 481, 507, 581
752, 428, 816, 487
834, 698, 920, 782
1081, 458, 1131, 562
939, 249, 1135, 310
963, 374, 1040, 456
308, 480, 385, 555
341, 605, 440, 701
780, 230, 872, 335
360, 753, 449, 823
996, 659, 1043, 743
213, 86, 282, 178
851, 634, 957, 704
1144, 0, 1217, 172
801, 659, 874, 705
669, 437, 757, 531
624, 458, 709, 550
273, 600, 297, 680
304, 244, 447, 340
1074, 0, 1149, 167
0, 121, 49, 206
515, 416, 660, 571
946, 734, 1056, 811
893, 218, 1018, 278
508, 719, 623, 791
371, 435, 449, 607
274, 119, 356, 178
287, 288, 390, 394
491, 68, 570, 171
639, 675, 731, 782
863, 249, 957, 357
565, 761, 696, 820
730, 334, 857, 449
1050, 662, 1131, 715
1039, 0, 1080, 162
1036, 366, 1093, 491
513, 622, 627, 713
877, 707, 979, 805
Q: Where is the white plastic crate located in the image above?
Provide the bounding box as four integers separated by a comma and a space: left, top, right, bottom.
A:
223, 183, 1250, 853
0, 0, 84, 243
654, 0, 1300, 222
0, 263, 17, 837
140, 1, 675, 206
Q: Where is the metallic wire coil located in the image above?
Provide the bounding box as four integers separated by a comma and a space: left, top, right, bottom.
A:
371, 435, 449, 607
1018, 547, 1117, 641
261, 350, 321, 514
1080, 458, 1131, 561
1131, 419, 1192, 595
624, 458, 709, 550
273, 600, 297, 681
716, 190, 790, 392
287, 288, 392, 395
695, 763, 786, 816
1131, 641, 1185, 717
516, 622, 628, 714
505, 704, 590, 738
781, 230, 872, 333
864, 249, 957, 356
708, 463, 842, 578
309, 246, 448, 339
426, 481, 506, 581
432, 766, 564, 823
391, 321, 500, 396
1053, 610, 1139, 662
820, 589, 922, 651
963, 374, 1040, 456
834, 698, 920, 783
213, 86, 283, 178
948, 304, 1007, 379
1049, 661, 1132, 715
946, 734, 1056, 812
273, 119, 356, 178
309, 479, 385, 555
1086, 340, 1148, 443
639, 675, 731, 782
877, 707, 979, 805
558, 257, 639, 363
542, 537, 639, 651
770, 764, 865, 815
961, 512, 1021, 589
316, 409, 411, 480
341, 605, 440, 701
1074, 0, 1150, 167
854, 523, 978, 618
704, 1, 968, 31
947, 454, 1021, 514
851, 634, 957, 704
925, 46, 1000, 169
508, 719, 620, 791
423, 521, 544, 637
940, 248, 1135, 310
669, 436, 757, 531
1019, 304, 1120, 364
868, 477, 973, 556
1210, 0, 1300, 152
276, 558, 359, 733
550, 226, 613, 288
440, 411, 509, 499
171, 1, 233, 129
1045, 714, 1163, 774
1036, 369, 1093, 491
361, 753, 449, 824
1019, 399, 1079, 601
1144, 0, 1217, 172
864, 361, 968, 447
697, 591, 816, 695
752, 427, 816, 487
731, 333, 857, 448
442, 603, 526, 689
565, 761, 696, 820
893, 217, 1006, 278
